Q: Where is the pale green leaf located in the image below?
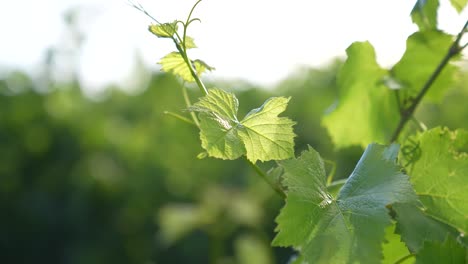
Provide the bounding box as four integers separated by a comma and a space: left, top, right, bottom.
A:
193, 59, 215, 75
159, 52, 213, 82
184, 36, 197, 49
391, 31, 458, 102
449, 0, 468, 13
400, 127, 468, 234
190, 89, 296, 162
189, 89, 245, 160
238, 96, 296, 162
148, 21, 178, 38
322, 42, 399, 148
382, 224, 413, 264
415, 236, 466, 264
273, 144, 417, 264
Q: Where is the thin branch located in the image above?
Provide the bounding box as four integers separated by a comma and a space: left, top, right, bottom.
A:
393, 253, 415, 264
173, 36, 208, 95
246, 159, 286, 199
127, 0, 161, 24
323, 159, 337, 185
327, 178, 347, 190
390, 19, 468, 142
164, 111, 196, 126
182, 84, 200, 127
461, 41, 468, 51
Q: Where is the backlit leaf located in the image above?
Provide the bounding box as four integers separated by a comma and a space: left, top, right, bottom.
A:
449, 0, 468, 13
273, 144, 417, 263
149, 21, 178, 38
400, 127, 468, 234
411, 0, 439, 31
322, 42, 399, 148
190, 89, 296, 162
382, 224, 413, 264
184, 36, 197, 49
159, 52, 213, 82
391, 31, 457, 102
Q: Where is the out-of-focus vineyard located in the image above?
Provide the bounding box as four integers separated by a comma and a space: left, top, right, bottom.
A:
1, 60, 467, 263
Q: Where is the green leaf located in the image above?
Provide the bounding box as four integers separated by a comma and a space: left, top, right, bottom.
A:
193, 59, 215, 75
411, 0, 439, 31
322, 42, 399, 148
190, 89, 245, 160
237, 96, 296, 162
184, 36, 197, 49
382, 224, 413, 264
393, 203, 458, 253
190, 89, 296, 162
148, 21, 178, 38
400, 127, 468, 234
159, 52, 213, 82
415, 236, 466, 264
272, 144, 417, 263
449, 0, 468, 12
391, 31, 457, 102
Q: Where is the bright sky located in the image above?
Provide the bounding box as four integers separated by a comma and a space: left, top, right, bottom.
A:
0, 0, 466, 94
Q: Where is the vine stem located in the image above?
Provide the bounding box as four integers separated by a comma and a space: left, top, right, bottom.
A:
393, 253, 415, 264
181, 83, 201, 127
164, 111, 196, 125
173, 2, 284, 199
246, 159, 286, 199
390, 19, 468, 142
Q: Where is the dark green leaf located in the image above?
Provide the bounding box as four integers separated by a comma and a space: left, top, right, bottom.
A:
393, 203, 459, 253
415, 236, 466, 264
273, 144, 417, 263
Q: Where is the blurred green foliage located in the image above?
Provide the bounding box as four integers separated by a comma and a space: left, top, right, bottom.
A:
0, 61, 467, 263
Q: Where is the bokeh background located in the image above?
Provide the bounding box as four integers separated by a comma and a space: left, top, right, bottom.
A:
1, 1, 467, 263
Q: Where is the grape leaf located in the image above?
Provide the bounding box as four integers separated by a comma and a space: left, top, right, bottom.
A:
400, 127, 468, 234
184, 36, 197, 49
449, 0, 468, 12
149, 21, 178, 38
415, 236, 466, 264
393, 203, 459, 253
391, 31, 457, 102
411, 0, 439, 31
322, 42, 399, 148
190, 89, 296, 162
272, 144, 417, 263
382, 224, 412, 264
159, 52, 214, 82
